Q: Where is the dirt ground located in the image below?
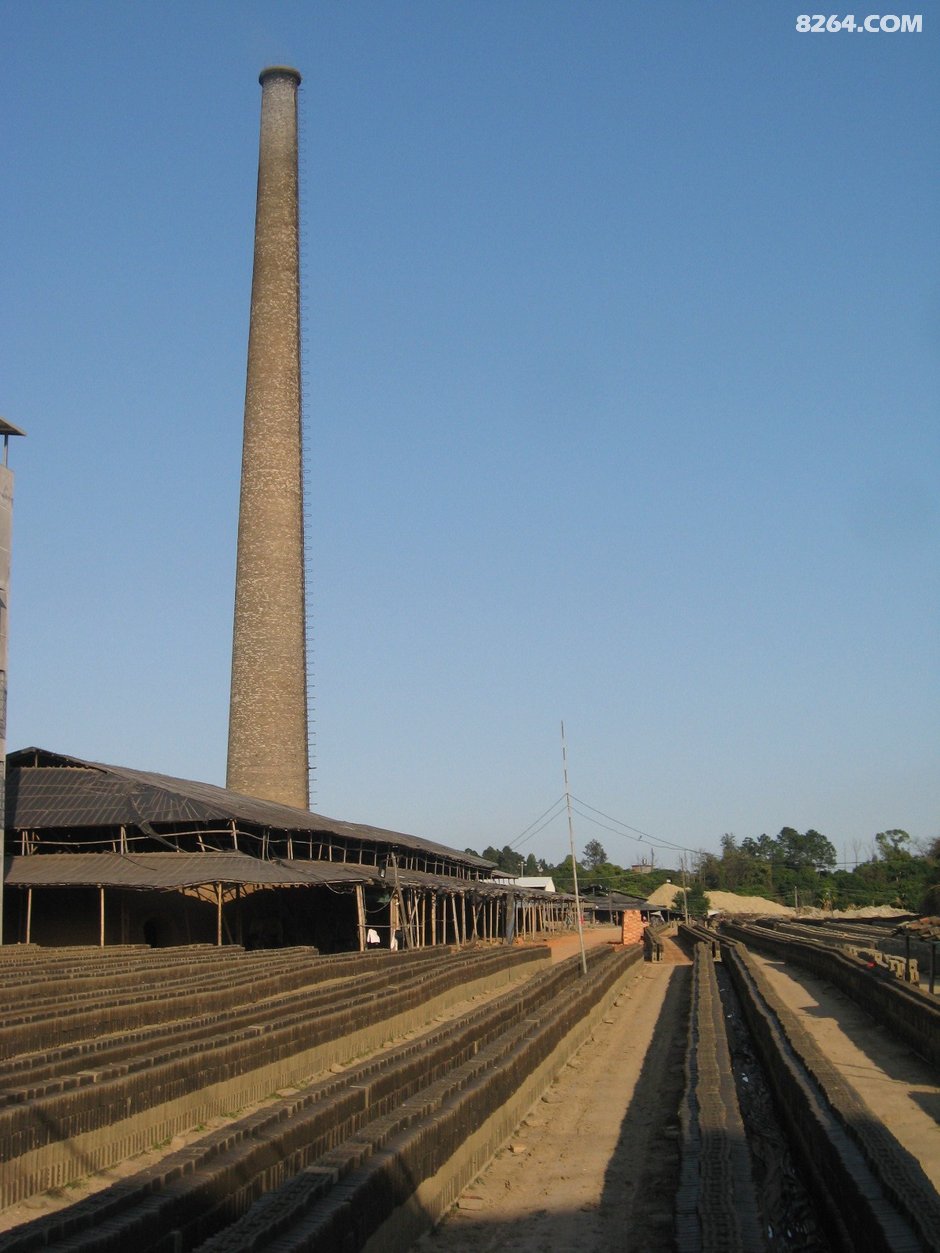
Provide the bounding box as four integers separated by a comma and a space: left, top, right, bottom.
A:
411, 930, 692, 1253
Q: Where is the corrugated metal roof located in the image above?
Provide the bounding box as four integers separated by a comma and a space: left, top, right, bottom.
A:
3, 851, 376, 890
7, 748, 494, 872
1, 854, 527, 898
580, 885, 656, 910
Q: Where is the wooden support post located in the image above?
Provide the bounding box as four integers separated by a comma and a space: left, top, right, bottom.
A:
26, 887, 32, 944
390, 853, 412, 948
431, 891, 437, 946
216, 883, 223, 947
99, 886, 105, 947
451, 894, 460, 947
355, 883, 366, 952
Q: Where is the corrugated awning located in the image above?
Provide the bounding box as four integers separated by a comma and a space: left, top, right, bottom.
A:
2, 852, 377, 891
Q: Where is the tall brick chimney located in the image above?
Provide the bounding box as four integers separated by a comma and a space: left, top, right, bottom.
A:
227, 66, 309, 809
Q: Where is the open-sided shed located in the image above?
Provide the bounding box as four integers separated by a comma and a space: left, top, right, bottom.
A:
3, 749, 569, 950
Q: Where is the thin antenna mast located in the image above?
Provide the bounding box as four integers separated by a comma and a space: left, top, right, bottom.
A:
561, 721, 588, 976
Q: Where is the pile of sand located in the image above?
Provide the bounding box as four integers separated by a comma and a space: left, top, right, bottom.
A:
646, 882, 791, 915
646, 882, 911, 920
800, 904, 911, 920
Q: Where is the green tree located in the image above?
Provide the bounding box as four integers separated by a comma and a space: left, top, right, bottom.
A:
582, 839, 608, 871
499, 845, 524, 874
875, 829, 911, 860
777, 828, 837, 872
683, 884, 710, 918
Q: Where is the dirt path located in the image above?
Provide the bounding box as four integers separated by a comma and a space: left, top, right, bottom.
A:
749, 951, 940, 1190
412, 935, 691, 1253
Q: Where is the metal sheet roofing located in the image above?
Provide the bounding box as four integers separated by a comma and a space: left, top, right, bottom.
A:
3, 851, 377, 890
1, 854, 529, 899
580, 885, 656, 910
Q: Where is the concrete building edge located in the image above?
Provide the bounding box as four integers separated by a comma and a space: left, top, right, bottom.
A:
3, 953, 549, 1211
362, 950, 644, 1253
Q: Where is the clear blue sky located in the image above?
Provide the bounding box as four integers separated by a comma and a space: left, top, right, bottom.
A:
2, 2, 937, 868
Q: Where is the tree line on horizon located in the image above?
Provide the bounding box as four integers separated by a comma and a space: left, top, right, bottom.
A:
466, 827, 940, 915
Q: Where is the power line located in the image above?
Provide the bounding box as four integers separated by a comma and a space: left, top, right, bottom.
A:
569, 795, 701, 854
507, 796, 567, 850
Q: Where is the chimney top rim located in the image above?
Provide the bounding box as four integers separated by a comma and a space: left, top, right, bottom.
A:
259, 66, 302, 86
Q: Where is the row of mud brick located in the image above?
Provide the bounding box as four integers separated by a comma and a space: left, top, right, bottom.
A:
720, 920, 940, 1068
0, 943, 547, 1208
0, 945, 467, 1098
197, 945, 639, 1253
721, 936, 940, 1253
3, 946, 641, 1252
675, 945, 765, 1253
0, 945, 449, 1046
754, 918, 933, 989
0, 943, 542, 1146
676, 921, 719, 959
842, 946, 919, 984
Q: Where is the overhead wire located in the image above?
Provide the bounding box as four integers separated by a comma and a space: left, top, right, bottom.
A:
505, 796, 568, 852
569, 795, 700, 854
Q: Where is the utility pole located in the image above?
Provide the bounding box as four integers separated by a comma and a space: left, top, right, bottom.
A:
561, 722, 588, 975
